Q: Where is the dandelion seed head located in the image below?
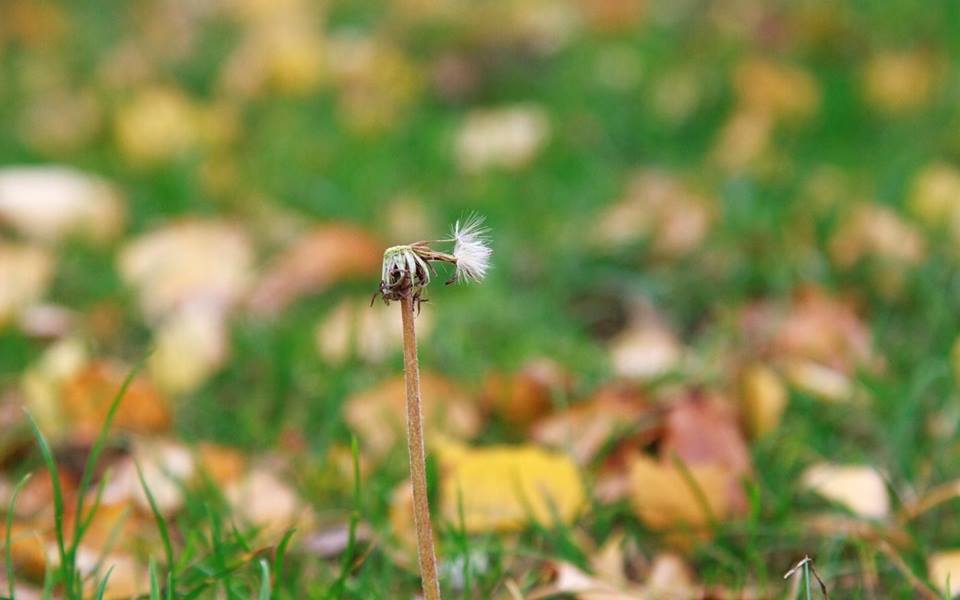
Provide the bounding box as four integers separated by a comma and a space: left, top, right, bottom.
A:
450, 214, 492, 283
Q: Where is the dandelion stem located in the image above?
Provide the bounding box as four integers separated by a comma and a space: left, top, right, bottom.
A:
399, 294, 442, 600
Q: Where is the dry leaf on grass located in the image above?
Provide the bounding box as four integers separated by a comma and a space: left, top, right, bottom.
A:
732, 57, 820, 122
608, 322, 683, 382
801, 463, 890, 520
435, 439, 585, 532
482, 358, 573, 429
114, 86, 200, 164
0, 243, 54, 328
740, 286, 875, 402
532, 383, 653, 465
910, 163, 960, 235
928, 551, 960, 598
226, 466, 314, 540
344, 373, 481, 462
0, 166, 124, 243
526, 561, 642, 600
628, 454, 730, 534
863, 50, 939, 114
148, 306, 229, 395
738, 363, 788, 438
593, 169, 715, 257
118, 219, 254, 321
248, 224, 382, 316
63, 361, 171, 438
455, 105, 549, 173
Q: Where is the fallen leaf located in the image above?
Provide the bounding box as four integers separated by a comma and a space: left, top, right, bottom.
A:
344, 373, 481, 462
226, 465, 313, 540
710, 109, 773, 173
527, 561, 642, 600
660, 392, 751, 515
248, 224, 382, 316
148, 306, 229, 395
0, 166, 124, 243
593, 169, 714, 257
62, 361, 171, 438
436, 439, 585, 532
122, 439, 194, 515
532, 383, 653, 465
118, 219, 254, 322
801, 463, 890, 519
114, 86, 199, 164
197, 443, 248, 487
82, 552, 148, 600
482, 358, 573, 429
0, 243, 54, 328
733, 57, 820, 122
783, 359, 855, 403
608, 322, 683, 382
828, 202, 926, 296
928, 551, 960, 598
628, 454, 730, 533
455, 105, 549, 173
739, 363, 788, 437
910, 162, 960, 238
863, 50, 939, 114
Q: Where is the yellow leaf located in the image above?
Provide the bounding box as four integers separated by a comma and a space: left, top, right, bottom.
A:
739, 363, 788, 437
437, 440, 584, 532
628, 455, 730, 532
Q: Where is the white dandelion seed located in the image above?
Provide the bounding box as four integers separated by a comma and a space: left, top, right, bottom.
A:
450, 214, 492, 283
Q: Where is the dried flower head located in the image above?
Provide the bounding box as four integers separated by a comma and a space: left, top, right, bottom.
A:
449, 214, 492, 283
374, 215, 492, 309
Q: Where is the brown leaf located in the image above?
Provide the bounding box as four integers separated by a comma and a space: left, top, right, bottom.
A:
531, 383, 653, 465
593, 169, 715, 258
248, 224, 382, 316
63, 361, 171, 438
660, 391, 752, 515
482, 358, 573, 430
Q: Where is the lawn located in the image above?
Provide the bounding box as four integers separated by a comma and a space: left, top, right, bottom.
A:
1, 0, 960, 598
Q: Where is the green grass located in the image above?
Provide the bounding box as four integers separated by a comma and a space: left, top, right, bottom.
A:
2, 0, 960, 597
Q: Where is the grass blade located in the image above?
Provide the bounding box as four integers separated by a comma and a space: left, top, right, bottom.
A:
72, 362, 141, 550
23, 411, 68, 592
258, 559, 271, 600
91, 565, 115, 600
135, 461, 175, 573
149, 558, 161, 600
5, 473, 32, 600
273, 528, 296, 587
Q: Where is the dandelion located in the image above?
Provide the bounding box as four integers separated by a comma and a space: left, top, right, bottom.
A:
373, 216, 492, 600
449, 214, 492, 283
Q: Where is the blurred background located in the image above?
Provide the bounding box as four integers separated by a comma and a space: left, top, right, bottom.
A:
2, 0, 960, 597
